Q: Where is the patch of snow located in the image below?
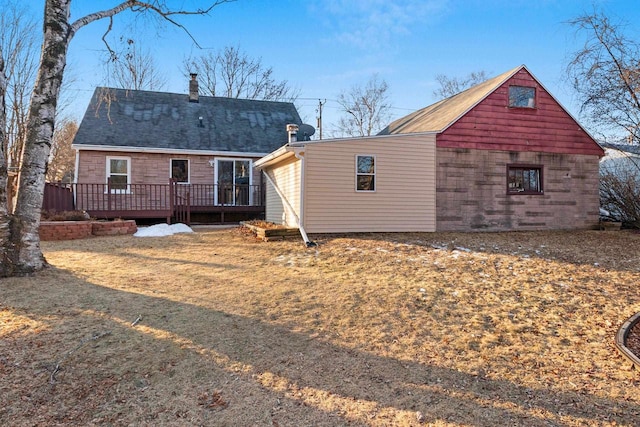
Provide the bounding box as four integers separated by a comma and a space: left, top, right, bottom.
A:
134, 223, 194, 237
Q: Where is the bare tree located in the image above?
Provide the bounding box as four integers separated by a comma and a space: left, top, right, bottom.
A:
0, 1, 39, 213
106, 40, 167, 90
433, 71, 489, 99
334, 74, 392, 137
0, 54, 8, 216
600, 169, 640, 228
46, 119, 77, 183
183, 45, 297, 101
0, 0, 232, 278
566, 11, 640, 144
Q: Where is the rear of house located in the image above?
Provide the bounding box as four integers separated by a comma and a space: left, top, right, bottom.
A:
72, 79, 302, 222
260, 65, 603, 233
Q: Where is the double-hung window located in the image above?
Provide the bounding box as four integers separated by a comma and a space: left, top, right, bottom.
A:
106, 156, 130, 192
171, 159, 189, 183
507, 165, 543, 194
356, 155, 375, 192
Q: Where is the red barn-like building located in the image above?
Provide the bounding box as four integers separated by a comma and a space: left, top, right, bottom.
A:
258, 65, 604, 233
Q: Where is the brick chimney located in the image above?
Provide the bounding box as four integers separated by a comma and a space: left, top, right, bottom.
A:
189, 73, 199, 103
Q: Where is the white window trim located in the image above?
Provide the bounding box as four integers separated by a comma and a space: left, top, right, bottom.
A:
213, 157, 254, 205
170, 158, 190, 184
105, 156, 131, 194
355, 154, 376, 192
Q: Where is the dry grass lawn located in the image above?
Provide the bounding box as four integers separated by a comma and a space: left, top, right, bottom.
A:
2, 227, 640, 426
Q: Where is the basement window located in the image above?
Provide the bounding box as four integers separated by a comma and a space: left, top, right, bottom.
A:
508, 86, 536, 108
507, 165, 543, 194
356, 155, 375, 192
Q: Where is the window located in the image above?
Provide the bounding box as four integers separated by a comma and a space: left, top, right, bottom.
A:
356, 155, 375, 191
171, 159, 189, 183
106, 156, 130, 192
507, 165, 543, 194
508, 86, 536, 108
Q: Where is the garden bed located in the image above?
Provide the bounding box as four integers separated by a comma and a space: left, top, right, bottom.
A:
239, 220, 301, 241
39, 220, 137, 241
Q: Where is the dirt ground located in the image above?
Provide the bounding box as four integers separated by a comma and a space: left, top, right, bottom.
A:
2, 228, 640, 426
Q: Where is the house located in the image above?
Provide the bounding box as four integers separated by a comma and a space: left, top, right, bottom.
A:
71, 75, 302, 222
256, 65, 604, 234
600, 142, 640, 176
599, 142, 640, 224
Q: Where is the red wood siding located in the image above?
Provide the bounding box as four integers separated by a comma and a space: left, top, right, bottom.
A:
437, 69, 604, 156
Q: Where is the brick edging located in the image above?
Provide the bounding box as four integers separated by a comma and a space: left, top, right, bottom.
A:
40, 220, 137, 241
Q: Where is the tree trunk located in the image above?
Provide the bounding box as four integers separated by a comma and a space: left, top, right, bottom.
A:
1, 0, 72, 276
0, 54, 17, 276
0, 0, 228, 277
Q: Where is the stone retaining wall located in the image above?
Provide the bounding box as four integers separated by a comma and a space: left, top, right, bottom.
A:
40, 220, 137, 241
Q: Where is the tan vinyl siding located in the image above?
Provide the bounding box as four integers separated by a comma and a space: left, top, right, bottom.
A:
265, 179, 285, 224
302, 134, 436, 233
265, 155, 301, 227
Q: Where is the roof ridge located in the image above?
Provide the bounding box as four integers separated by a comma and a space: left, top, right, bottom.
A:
379, 65, 524, 135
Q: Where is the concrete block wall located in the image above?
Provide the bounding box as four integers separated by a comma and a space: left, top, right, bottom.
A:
435, 148, 600, 231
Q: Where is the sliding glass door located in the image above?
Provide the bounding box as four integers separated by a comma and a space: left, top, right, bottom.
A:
215, 159, 252, 205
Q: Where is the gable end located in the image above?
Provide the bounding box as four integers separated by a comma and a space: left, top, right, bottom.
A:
437, 68, 603, 157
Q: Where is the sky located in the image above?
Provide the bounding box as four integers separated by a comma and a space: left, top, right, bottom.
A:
53, 0, 640, 138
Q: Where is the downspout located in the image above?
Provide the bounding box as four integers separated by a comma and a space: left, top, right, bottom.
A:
263, 168, 316, 247
293, 149, 313, 245
73, 148, 80, 209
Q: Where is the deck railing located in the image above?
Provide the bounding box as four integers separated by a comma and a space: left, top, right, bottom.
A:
43, 180, 265, 221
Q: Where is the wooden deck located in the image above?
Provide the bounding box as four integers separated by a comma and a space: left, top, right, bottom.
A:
43, 181, 265, 225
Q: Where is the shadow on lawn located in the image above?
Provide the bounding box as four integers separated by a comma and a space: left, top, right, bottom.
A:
2, 268, 639, 426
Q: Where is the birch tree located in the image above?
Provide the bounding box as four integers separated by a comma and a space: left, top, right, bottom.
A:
0, 0, 232, 278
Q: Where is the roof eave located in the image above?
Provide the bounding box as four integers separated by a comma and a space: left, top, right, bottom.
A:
72, 144, 270, 158
254, 145, 296, 169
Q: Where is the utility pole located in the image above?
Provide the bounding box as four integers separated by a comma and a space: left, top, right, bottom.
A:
316, 99, 326, 140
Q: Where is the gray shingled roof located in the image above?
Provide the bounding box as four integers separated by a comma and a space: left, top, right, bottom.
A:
378, 66, 522, 135
73, 87, 303, 153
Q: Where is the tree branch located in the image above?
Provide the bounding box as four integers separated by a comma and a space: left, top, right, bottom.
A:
70, 1, 234, 48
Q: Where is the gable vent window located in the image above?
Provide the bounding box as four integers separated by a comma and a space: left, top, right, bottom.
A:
508, 86, 536, 108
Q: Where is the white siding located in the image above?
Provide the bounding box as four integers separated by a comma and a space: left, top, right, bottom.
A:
302, 134, 436, 233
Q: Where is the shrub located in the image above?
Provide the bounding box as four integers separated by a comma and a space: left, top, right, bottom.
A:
600, 169, 640, 228
41, 210, 91, 221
